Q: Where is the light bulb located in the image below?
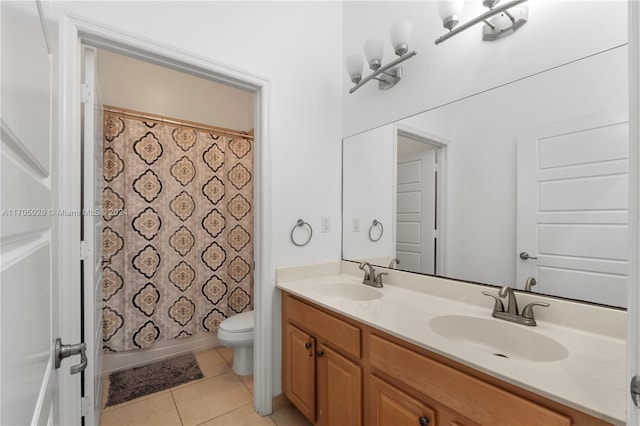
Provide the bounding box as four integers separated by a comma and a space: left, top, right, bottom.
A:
390, 20, 412, 56
363, 37, 384, 70
345, 54, 364, 84
438, 0, 464, 30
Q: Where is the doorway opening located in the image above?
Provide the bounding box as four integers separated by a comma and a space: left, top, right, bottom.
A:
394, 126, 447, 276
91, 45, 256, 365
59, 15, 272, 425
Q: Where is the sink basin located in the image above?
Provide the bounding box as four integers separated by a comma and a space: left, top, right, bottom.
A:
428, 315, 569, 362
314, 282, 383, 301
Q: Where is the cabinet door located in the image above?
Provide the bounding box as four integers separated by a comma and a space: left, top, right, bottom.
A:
284, 323, 316, 423
370, 375, 436, 426
317, 344, 362, 426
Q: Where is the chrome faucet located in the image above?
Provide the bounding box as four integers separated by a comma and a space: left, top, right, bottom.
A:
358, 262, 387, 288
498, 286, 519, 315
482, 286, 549, 326
524, 277, 537, 292
388, 258, 400, 269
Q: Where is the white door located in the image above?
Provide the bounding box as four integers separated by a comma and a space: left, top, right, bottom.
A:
0, 1, 61, 424
516, 109, 628, 307
396, 137, 436, 274
81, 46, 104, 426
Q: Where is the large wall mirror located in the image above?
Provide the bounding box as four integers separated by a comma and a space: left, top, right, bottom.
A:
343, 46, 629, 308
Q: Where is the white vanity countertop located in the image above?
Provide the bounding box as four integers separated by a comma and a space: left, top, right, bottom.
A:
276, 266, 627, 425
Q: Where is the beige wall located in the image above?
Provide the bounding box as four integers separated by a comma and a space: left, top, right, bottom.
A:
97, 49, 254, 131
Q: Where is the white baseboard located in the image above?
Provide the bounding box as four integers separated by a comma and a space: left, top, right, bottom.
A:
102, 332, 220, 374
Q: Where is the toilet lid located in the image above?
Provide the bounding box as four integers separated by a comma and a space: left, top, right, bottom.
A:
220, 310, 254, 333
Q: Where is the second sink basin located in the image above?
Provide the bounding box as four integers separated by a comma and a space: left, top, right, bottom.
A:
428, 315, 569, 362
314, 282, 383, 301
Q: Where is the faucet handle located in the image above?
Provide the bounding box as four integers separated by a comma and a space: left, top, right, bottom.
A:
374, 272, 388, 284
521, 302, 550, 319
482, 291, 505, 313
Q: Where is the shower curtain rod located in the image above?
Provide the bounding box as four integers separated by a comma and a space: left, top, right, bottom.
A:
103, 105, 254, 140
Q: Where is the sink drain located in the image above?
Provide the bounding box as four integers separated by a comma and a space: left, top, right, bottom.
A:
493, 353, 509, 358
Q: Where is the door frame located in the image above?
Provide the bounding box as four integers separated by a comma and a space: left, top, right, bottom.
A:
57, 11, 274, 422
394, 123, 449, 276
628, 1, 640, 423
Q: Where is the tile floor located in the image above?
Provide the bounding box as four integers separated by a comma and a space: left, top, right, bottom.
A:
99, 347, 312, 426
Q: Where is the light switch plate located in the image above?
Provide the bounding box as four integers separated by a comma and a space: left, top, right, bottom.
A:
321, 217, 330, 233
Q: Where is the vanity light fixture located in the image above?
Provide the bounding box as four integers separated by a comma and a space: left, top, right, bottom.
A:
346, 20, 417, 94
435, 0, 529, 45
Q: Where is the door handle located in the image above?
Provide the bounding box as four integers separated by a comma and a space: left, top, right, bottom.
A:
632, 376, 640, 408
55, 338, 87, 375
519, 251, 538, 260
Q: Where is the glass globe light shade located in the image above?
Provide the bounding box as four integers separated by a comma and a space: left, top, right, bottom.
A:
345, 54, 364, 83
363, 37, 384, 70
390, 20, 412, 56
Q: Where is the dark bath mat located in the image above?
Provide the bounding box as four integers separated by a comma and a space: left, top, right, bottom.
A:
106, 352, 203, 407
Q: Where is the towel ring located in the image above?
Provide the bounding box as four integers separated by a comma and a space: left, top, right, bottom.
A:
369, 219, 384, 242
291, 219, 313, 247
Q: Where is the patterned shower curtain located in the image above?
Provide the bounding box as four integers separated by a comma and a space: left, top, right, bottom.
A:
101, 111, 253, 352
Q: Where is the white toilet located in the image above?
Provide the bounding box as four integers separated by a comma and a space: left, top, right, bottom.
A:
217, 310, 254, 375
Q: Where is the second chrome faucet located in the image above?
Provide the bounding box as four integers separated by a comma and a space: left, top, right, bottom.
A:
482, 286, 549, 326
358, 262, 387, 288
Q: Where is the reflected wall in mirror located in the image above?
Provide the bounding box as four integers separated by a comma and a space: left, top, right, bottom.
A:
342, 45, 628, 307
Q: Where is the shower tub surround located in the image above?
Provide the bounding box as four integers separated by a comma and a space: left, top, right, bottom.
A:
276, 261, 626, 425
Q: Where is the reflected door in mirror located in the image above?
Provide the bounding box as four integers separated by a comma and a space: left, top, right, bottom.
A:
396, 135, 438, 274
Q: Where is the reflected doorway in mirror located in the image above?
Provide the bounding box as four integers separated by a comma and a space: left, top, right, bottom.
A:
395, 126, 448, 275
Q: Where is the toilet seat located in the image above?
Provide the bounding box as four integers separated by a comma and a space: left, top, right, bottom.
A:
219, 310, 253, 333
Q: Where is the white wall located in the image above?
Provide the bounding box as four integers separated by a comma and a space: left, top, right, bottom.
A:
55, 1, 344, 398
97, 49, 255, 131
343, 1, 628, 136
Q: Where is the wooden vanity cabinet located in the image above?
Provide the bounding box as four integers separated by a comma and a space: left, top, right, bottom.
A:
367, 329, 612, 426
281, 291, 613, 426
282, 292, 363, 425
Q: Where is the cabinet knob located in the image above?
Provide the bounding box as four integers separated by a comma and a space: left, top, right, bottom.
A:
418, 416, 429, 426
317, 350, 324, 358
305, 342, 312, 349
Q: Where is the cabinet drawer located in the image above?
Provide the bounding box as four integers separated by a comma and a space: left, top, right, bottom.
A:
284, 294, 361, 358
369, 334, 571, 426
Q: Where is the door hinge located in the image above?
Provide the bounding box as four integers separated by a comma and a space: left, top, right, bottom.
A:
433, 163, 440, 172
81, 396, 91, 417
80, 241, 91, 260
80, 84, 92, 104
433, 229, 440, 239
